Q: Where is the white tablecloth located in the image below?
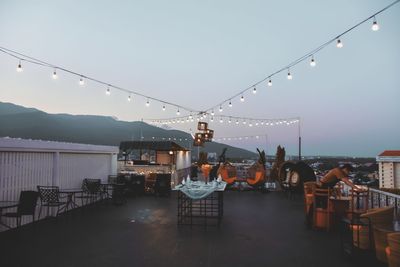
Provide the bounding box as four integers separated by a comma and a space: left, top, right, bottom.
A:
174, 180, 226, 200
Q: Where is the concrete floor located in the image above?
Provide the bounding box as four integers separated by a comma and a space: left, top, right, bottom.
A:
0, 191, 385, 267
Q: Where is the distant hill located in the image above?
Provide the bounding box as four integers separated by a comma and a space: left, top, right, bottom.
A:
0, 102, 257, 159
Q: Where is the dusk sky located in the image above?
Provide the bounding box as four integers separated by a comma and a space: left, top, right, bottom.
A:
0, 0, 399, 157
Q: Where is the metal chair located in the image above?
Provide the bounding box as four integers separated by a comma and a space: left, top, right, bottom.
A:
37, 186, 67, 218
154, 173, 171, 197
3, 191, 39, 228
75, 178, 101, 206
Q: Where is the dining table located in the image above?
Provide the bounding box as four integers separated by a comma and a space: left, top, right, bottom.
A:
59, 188, 83, 211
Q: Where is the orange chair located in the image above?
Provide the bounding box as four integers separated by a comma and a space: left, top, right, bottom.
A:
217, 164, 237, 185
313, 187, 331, 231
246, 170, 266, 186
201, 164, 211, 182
386, 232, 400, 267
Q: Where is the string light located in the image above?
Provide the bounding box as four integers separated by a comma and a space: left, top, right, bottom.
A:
146, 99, 150, 107
128, 95, 131, 102
336, 39, 343, 48
211, 110, 215, 116
210, 117, 214, 122
252, 87, 257, 94
310, 56, 316, 67
372, 16, 379, 31
176, 108, 180, 115
236, 120, 239, 125
162, 105, 166, 111
240, 95, 245, 102
228, 100, 232, 107
16, 60, 23, 72
219, 118, 223, 123
106, 86, 111, 95
52, 69, 58, 79
268, 79, 272, 87
287, 69, 293, 80
219, 105, 223, 112
79, 76, 85, 86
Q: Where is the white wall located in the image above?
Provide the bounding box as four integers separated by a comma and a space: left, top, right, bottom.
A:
175, 151, 191, 170
0, 138, 118, 229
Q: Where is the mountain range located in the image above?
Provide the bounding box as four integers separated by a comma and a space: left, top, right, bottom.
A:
0, 102, 257, 159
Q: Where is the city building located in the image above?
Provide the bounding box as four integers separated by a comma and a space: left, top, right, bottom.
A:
376, 150, 400, 189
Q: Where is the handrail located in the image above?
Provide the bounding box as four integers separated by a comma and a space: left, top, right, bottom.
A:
369, 188, 400, 199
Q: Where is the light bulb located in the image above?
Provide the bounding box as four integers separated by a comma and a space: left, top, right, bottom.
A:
229, 100, 232, 107
52, 69, 58, 79
211, 117, 214, 122
253, 87, 257, 94
16, 61, 23, 72
128, 95, 131, 102
106, 87, 111, 95
176, 109, 180, 115
240, 95, 244, 102
219, 118, 223, 123
79, 76, 85, 86
211, 110, 215, 116
249, 123, 253, 127
336, 39, 343, 48
146, 100, 150, 107
243, 120, 247, 125
189, 114, 193, 119
372, 17, 379, 31
162, 105, 166, 111
228, 118, 232, 123
219, 106, 223, 112
287, 70, 292, 80
310, 56, 316, 67
236, 120, 239, 125
268, 79, 272, 87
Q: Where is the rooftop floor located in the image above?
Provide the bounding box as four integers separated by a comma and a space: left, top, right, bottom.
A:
0, 191, 385, 267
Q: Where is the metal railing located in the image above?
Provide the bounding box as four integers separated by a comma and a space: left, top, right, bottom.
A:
369, 188, 400, 216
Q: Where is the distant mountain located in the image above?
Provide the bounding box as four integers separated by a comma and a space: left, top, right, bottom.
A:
0, 102, 257, 159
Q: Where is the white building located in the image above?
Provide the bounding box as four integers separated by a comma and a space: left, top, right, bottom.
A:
376, 150, 400, 189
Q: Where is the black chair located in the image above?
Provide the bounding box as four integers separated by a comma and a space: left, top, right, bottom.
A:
112, 183, 127, 205
3, 191, 39, 228
75, 178, 102, 206
128, 175, 145, 196
37, 186, 67, 218
154, 174, 171, 197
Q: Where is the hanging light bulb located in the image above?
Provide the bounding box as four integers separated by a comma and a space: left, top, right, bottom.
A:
162, 105, 166, 111
336, 39, 343, 48
219, 105, 223, 112
211, 110, 215, 116
287, 69, 292, 80
79, 76, 85, 86
240, 95, 245, 102
219, 118, 223, 123
249, 123, 253, 127
243, 120, 247, 125
106, 87, 111, 95
128, 95, 132, 102
310, 56, 316, 67
235, 120, 239, 125
229, 100, 232, 108
253, 87, 257, 94
268, 79, 272, 87
146, 99, 150, 107
228, 117, 232, 123
371, 16, 379, 31
52, 69, 58, 79
210, 117, 214, 122
16, 60, 23, 72
176, 108, 180, 115
189, 114, 193, 119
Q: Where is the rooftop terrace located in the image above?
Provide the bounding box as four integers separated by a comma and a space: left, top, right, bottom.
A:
0, 191, 385, 267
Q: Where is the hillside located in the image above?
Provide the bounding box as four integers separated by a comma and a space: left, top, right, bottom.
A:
0, 102, 257, 159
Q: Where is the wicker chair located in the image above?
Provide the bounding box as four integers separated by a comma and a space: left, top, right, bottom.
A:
246, 163, 266, 188
386, 232, 400, 267
217, 164, 237, 185
352, 206, 394, 252
312, 187, 331, 231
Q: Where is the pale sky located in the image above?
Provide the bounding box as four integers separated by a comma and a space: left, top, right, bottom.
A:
0, 0, 399, 157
